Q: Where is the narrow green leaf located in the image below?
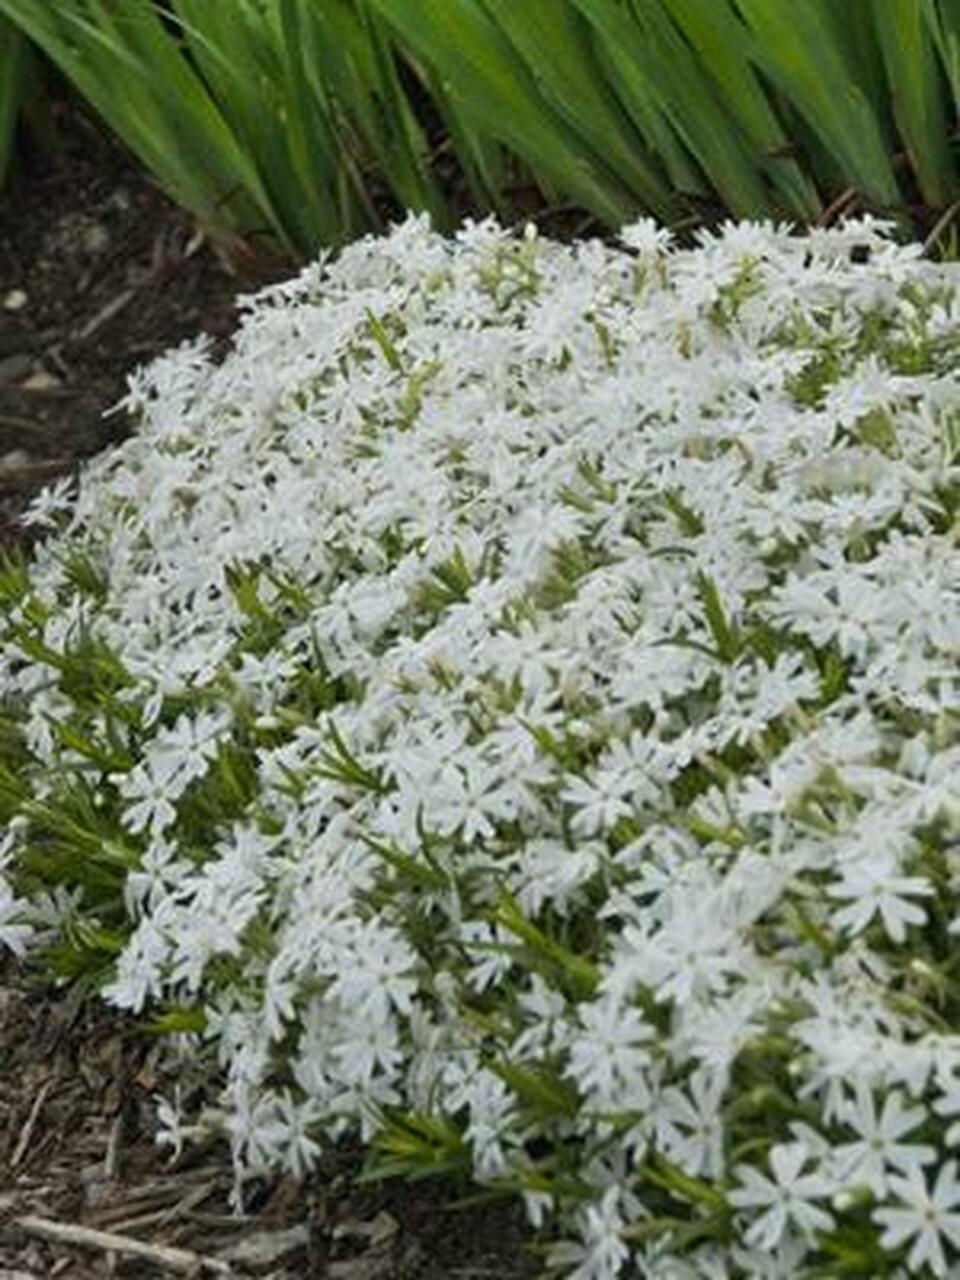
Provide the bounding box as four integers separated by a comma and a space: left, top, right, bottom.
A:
368, 0, 641, 226
695, 571, 741, 663
872, 0, 958, 205
481, 0, 678, 217
654, 0, 819, 217
734, 0, 903, 209
494, 888, 599, 997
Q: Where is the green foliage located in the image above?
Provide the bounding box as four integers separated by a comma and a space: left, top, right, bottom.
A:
1, 0, 958, 249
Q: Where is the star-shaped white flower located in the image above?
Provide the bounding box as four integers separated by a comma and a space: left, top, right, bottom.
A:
730, 1142, 836, 1250
874, 1160, 960, 1278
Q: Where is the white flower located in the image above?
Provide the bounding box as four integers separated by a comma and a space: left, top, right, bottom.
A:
326, 922, 416, 1023
833, 1083, 936, 1198
874, 1161, 960, 1278
548, 1185, 631, 1280
730, 1142, 836, 1250
21, 473, 77, 529
429, 756, 517, 843
149, 709, 227, 788
823, 354, 904, 429
0, 878, 33, 956
829, 857, 932, 943
112, 760, 180, 835
102, 917, 169, 1012
329, 1018, 403, 1088
729, 1228, 814, 1279
934, 1071, 960, 1148
652, 1067, 727, 1179
567, 998, 654, 1109
620, 217, 673, 259
562, 769, 635, 837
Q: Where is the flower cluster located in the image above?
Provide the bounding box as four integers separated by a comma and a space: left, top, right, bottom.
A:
1, 213, 958, 1277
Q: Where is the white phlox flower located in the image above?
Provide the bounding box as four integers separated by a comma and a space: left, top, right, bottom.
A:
833, 1082, 937, 1198
874, 1160, 960, 1278
730, 1141, 836, 1250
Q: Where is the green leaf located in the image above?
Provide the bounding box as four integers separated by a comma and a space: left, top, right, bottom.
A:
871, 0, 958, 206
362, 1108, 470, 1181
368, 0, 644, 226
494, 888, 599, 998
491, 1057, 580, 1120
734, 0, 903, 209
695, 571, 742, 664
145, 1004, 208, 1034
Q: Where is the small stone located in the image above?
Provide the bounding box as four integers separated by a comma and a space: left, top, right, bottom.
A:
81, 221, 110, 255
21, 369, 62, 391
2, 289, 27, 311
0, 450, 31, 471
0, 353, 33, 384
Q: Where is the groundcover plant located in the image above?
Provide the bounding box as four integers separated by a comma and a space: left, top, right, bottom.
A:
0, 214, 958, 1277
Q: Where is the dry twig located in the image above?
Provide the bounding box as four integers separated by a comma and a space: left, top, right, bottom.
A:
14, 1215, 234, 1276
10, 1080, 55, 1170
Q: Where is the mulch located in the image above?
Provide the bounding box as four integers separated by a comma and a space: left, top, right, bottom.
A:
0, 99, 540, 1279
1, 956, 537, 1279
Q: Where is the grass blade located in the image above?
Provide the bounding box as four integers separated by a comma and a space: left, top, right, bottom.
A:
872, 0, 957, 206
479, 0, 678, 218
922, 0, 960, 136
368, 0, 643, 227
0, 0, 271, 242
574, 0, 775, 218
655, 0, 820, 218
292, 0, 452, 230
734, 0, 903, 209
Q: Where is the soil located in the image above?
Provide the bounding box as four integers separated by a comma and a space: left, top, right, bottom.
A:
0, 100, 296, 550
0, 101, 541, 1278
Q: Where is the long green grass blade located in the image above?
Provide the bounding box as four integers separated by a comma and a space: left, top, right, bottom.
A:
479, 0, 678, 219
872, 0, 958, 205
417, 61, 515, 217
3, 0, 956, 253
922, 0, 960, 139
654, 0, 820, 218
0, 0, 271, 240
573, 0, 774, 218
368, 0, 643, 227
277, 0, 373, 246
171, 0, 358, 252
581, 8, 707, 201
293, 0, 452, 229
734, 0, 903, 209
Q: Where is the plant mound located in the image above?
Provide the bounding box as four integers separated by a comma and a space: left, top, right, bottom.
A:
2, 214, 959, 1278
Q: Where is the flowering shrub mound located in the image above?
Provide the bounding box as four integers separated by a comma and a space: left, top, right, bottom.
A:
1, 214, 959, 1277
